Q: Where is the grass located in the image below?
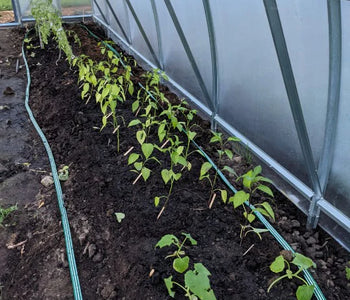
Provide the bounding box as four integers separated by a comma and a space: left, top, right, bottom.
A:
0, 0, 12, 11
62, 0, 90, 7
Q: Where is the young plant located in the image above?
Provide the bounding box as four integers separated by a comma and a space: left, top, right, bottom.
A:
199, 131, 239, 206
0, 205, 17, 226
268, 251, 315, 300
31, 0, 74, 62
154, 135, 190, 218
346, 262, 350, 281
127, 139, 159, 185
155, 233, 216, 300
229, 165, 275, 226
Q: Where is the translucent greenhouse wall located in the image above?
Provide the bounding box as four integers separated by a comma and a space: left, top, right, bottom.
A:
1, 0, 349, 250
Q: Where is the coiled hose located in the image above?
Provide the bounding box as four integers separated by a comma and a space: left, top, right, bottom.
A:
22, 33, 83, 300
81, 24, 326, 300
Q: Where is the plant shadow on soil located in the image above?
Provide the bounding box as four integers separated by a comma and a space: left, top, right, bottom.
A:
1, 23, 349, 300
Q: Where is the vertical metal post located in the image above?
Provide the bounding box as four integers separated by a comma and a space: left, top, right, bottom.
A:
105, 0, 131, 45
150, 0, 164, 70
164, 0, 214, 112
12, 0, 22, 25
202, 0, 219, 130
263, 0, 323, 228
307, 0, 342, 228
124, 0, 161, 68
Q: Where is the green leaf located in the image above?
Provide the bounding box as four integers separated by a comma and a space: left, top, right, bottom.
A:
128, 153, 139, 165
182, 233, 197, 245
242, 170, 253, 189
188, 131, 197, 140
292, 253, 315, 270
156, 234, 179, 248
227, 136, 240, 142
346, 266, 350, 281
296, 285, 315, 300
161, 169, 171, 184
115, 212, 125, 223
224, 149, 233, 160
173, 172, 182, 181
257, 184, 274, 197
253, 165, 262, 176
132, 100, 139, 112
229, 191, 249, 208
158, 123, 166, 142
184, 263, 216, 300
173, 256, 189, 273
243, 212, 256, 223
154, 196, 160, 207
270, 255, 285, 273
128, 119, 141, 127
200, 162, 212, 178
141, 143, 154, 159
220, 190, 227, 203
128, 83, 134, 96
260, 202, 275, 221
255, 176, 273, 184
209, 133, 221, 144
136, 130, 146, 145
222, 166, 237, 176
134, 162, 142, 171
164, 276, 175, 298
141, 167, 151, 181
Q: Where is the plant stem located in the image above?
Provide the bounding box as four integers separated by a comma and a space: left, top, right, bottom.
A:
267, 274, 289, 293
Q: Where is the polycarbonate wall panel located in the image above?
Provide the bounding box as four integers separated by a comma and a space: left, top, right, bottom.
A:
107, 0, 130, 43
213, 0, 310, 184
325, 1, 350, 214
154, 0, 209, 102
278, 0, 328, 168
93, 0, 107, 22
126, 0, 159, 68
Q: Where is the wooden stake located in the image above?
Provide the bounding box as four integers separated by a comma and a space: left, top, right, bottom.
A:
208, 193, 216, 209
123, 146, 134, 156
135, 107, 141, 117
160, 139, 169, 149
113, 125, 120, 134
157, 206, 165, 220
133, 173, 142, 185
242, 244, 255, 256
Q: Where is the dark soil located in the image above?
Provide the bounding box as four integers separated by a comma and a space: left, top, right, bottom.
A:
1, 23, 349, 300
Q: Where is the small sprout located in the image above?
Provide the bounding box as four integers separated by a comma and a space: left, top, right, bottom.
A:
0, 205, 17, 226
58, 165, 69, 181
115, 212, 125, 223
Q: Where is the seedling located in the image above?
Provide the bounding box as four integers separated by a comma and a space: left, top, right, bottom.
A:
115, 212, 125, 223
268, 251, 315, 300
156, 233, 216, 300
127, 141, 160, 184
0, 205, 17, 226
229, 165, 275, 225
154, 135, 191, 218
199, 131, 239, 205
58, 165, 69, 181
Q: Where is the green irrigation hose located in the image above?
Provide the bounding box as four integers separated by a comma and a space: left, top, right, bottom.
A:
22, 34, 83, 300
81, 24, 326, 300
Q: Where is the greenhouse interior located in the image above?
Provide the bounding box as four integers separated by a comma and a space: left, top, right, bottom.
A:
0, 0, 349, 299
